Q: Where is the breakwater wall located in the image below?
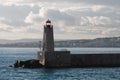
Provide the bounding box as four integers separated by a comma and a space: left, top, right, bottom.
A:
71, 54, 120, 67
14, 53, 120, 68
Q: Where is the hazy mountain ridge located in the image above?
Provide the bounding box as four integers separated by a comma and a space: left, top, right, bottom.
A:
0, 39, 40, 44
0, 37, 120, 47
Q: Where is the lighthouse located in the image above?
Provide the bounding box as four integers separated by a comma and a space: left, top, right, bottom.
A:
42, 19, 54, 52
38, 20, 71, 68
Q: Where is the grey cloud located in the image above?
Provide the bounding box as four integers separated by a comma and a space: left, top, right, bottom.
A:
0, 4, 40, 27
26, 28, 40, 33
28, 7, 120, 37
66, 7, 120, 28
24, 0, 120, 7
80, 0, 120, 7
1, 19, 30, 27
0, 1, 119, 39
45, 9, 76, 26
0, 28, 11, 32
31, 5, 40, 14
1, 0, 119, 8
67, 7, 119, 18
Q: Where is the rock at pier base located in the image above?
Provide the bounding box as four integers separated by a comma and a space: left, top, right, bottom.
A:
14, 59, 43, 68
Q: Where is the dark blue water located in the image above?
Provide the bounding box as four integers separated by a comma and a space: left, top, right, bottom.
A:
0, 48, 120, 80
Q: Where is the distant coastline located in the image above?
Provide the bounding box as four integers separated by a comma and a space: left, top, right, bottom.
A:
0, 36, 120, 48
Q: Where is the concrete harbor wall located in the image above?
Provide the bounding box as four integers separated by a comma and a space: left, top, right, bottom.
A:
14, 53, 120, 68
71, 54, 120, 67
45, 51, 71, 67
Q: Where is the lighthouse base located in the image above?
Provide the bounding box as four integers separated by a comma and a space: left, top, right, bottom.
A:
38, 51, 71, 68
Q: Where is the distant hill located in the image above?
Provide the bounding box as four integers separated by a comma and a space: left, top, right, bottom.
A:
0, 39, 40, 44
0, 37, 120, 47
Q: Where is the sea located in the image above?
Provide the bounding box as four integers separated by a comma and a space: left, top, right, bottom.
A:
0, 47, 120, 80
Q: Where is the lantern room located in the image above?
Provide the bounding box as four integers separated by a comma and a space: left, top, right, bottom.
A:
46, 19, 51, 27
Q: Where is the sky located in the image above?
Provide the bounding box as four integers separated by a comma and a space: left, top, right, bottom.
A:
0, 0, 119, 40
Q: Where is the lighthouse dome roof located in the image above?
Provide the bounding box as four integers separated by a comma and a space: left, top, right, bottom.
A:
46, 19, 51, 23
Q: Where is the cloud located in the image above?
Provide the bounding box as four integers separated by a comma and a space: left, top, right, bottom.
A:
24, 8, 78, 33
24, 7, 120, 38
0, 5, 30, 27
80, 16, 111, 26
0, 0, 120, 8
0, 1, 119, 39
